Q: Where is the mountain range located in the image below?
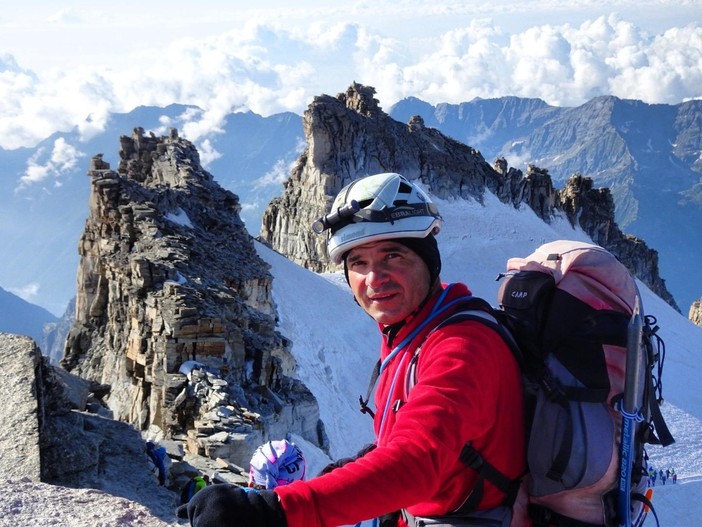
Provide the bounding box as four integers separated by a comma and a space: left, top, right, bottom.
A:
0, 285, 56, 343
1, 93, 701, 321
388, 95, 702, 314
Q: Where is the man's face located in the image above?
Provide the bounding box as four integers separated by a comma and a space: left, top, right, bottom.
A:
346, 240, 431, 325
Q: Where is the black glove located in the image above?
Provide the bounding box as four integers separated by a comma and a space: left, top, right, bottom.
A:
176, 483, 287, 527
317, 443, 377, 476
379, 511, 401, 526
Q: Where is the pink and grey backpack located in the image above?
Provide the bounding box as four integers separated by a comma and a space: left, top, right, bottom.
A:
496, 240, 674, 527
368, 240, 675, 527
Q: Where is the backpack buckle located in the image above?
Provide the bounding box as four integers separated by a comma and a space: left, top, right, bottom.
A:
540, 371, 567, 404
527, 504, 553, 527
459, 442, 484, 470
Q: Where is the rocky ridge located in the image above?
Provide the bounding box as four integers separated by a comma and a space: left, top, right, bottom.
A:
260, 82, 677, 310
690, 300, 702, 327
60, 128, 326, 472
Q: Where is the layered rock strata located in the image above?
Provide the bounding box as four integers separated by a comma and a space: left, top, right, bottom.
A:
62, 128, 324, 468
690, 300, 702, 327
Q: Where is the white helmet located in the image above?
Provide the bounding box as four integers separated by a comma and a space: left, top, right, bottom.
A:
314, 173, 442, 264
248, 439, 306, 489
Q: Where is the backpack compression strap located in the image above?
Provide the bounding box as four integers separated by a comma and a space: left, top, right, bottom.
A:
456, 441, 522, 512
642, 316, 675, 447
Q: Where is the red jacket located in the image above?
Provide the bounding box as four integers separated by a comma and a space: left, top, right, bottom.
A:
276, 283, 525, 527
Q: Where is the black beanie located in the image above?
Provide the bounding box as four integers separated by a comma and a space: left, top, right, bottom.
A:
342, 234, 442, 286
395, 235, 442, 286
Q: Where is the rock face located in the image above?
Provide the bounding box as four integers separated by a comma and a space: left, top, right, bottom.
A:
260, 83, 677, 310
261, 83, 506, 274
558, 174, 678, 310
61, 128, 325, 468
0, 334, 42, 481
690, 300, 702, 327
0, 332, 181, 525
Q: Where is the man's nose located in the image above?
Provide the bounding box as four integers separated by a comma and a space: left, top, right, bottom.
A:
366, 261, 390, 287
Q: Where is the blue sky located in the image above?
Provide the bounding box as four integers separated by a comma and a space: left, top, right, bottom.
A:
0, 1, 700, 150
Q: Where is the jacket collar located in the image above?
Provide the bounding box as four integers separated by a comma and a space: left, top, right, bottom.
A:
380, 282, 473, 352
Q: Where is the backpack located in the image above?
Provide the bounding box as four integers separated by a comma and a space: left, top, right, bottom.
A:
392, 240, 674, 527
493, 240, 674, 527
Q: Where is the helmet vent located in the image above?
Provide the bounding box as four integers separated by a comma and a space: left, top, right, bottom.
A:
398, 181, 413, 194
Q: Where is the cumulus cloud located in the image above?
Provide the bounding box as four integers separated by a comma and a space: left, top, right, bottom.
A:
18, 138, 85, 188
0, 63, 115, 149
374, 15, 702, 107
253, 158, 295, 190
607, 24, 702, 104
8, 282, 40, 303
0, 13, 700, 150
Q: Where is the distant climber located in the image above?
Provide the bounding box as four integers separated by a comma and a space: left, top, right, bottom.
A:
146, 441, 168, 486
181, 475, 210, 504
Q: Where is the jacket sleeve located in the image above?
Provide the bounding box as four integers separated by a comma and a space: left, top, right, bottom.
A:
316, 443, 377, 477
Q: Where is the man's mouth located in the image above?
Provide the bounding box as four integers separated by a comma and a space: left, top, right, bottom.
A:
368, 290, 397, 302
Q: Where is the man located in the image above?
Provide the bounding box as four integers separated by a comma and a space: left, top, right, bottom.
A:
146, 441, 168, 486
178, 173, 526, 527
181, 474, 210, 505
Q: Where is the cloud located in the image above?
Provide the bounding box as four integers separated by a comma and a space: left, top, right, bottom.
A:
607, 24, 702, 103
8, 282, 40, 303
0, 14, 700, 150
0, 62, 116, 149
381, 15, 702, 107
46, 8, 84, 25
196, 139, 223, 168
18, 137, 85, 188
253, 158, 294, 190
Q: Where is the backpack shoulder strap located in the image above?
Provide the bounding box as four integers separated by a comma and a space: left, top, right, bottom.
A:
359, 359, 381, 419
358, 296, 520, 418
421, 297, 525, 375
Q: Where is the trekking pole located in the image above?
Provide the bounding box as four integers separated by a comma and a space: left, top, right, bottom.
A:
618, 296, 644, 527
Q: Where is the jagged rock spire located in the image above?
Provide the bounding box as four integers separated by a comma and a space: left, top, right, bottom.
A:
62, 128, 324, 468
260, 82, 513, 273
